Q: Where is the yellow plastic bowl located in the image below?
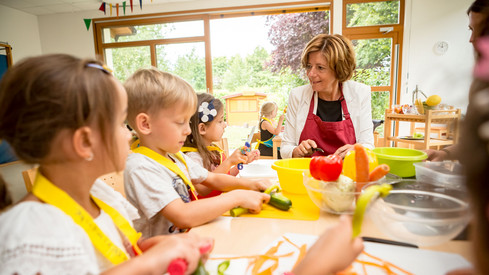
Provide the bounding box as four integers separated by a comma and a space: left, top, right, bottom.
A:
271, 158, 311, 195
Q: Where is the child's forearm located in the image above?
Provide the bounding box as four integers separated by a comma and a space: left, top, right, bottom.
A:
213, 158, 234, 174
162, 192, 245, 228
201, 173, 245, 191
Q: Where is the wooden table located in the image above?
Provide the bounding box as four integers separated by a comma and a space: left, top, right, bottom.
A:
193, 214, 473, 265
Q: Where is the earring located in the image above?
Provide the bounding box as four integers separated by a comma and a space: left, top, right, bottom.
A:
85, 152, 94, 162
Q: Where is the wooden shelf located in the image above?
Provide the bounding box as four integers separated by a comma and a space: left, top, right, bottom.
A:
383, 108, 461, 150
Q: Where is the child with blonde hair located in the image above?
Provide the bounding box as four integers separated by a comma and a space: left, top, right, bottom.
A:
183, 93, 259, 180
123, 68, 270, 237
257, 101, 285, 158
0, 54, 211, 274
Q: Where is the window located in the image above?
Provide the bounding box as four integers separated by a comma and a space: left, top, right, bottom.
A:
343, 0, 405, 135
93, 2, 329, 97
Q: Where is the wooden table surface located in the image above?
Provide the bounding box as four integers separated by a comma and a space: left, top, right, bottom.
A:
193, 213, 473, 265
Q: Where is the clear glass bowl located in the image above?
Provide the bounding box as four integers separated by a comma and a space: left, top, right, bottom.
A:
302, 172, 400, 214
368, 179, 470, 246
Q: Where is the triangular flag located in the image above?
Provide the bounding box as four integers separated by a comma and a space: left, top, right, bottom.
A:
130, 0, 133, 12
116, 3, 119, 17
84, 19, 91, 31
139, 0, 142, 10
99, 2, 106, 15
123, 1, 126, 15
109, 3, 112, 16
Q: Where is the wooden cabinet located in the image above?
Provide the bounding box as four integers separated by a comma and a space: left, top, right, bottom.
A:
383, 108, 461, 149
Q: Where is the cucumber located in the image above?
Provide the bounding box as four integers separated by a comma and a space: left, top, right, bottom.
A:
269, 193, 292, 211
192, 260, 209, 275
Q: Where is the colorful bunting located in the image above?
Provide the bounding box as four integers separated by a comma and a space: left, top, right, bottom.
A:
84, 19, 91, 31
99, 2, 106, 14
96, 0, 146, 18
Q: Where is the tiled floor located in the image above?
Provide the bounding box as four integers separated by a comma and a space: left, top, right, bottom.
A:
0, 161, 35, 203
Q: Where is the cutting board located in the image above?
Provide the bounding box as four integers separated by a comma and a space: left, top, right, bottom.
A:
205, 233, 472, 275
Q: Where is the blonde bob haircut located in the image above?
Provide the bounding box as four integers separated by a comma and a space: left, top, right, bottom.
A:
124, 68, 197, 130
301, 34, 356, 83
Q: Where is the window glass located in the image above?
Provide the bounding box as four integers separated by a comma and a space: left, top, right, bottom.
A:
346, 0, 399, 27
351, 37, 392, 87
104, 46, 151, 81
102, 20, 204, 43
156, 42, 206, 92
371, 91, 390, 135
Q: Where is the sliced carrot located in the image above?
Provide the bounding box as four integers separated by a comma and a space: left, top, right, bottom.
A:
354, 144, 370, 192
292, 244, 307, 271
368, 164, 390, 182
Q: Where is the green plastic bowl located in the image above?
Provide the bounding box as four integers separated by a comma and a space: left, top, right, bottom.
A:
373, 147, 428, 178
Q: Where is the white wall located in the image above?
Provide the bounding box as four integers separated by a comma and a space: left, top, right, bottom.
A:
401, 0, 474, 112
0, 4, 42, 63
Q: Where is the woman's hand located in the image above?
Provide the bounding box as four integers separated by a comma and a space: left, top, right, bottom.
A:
334, 144, 355, 159
137, 233, 214, 274
292, 215, 363, 275
292, 139, 318, 157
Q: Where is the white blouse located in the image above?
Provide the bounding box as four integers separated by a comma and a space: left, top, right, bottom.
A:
0, 179, 139, 275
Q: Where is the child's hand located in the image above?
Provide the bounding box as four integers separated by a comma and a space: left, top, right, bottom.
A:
245, 149, 260, 164
233, 190, 270, 214
292, 215, 363, 275
228, 148, 248, 166
243, 178, 273, 192
138, 233, 214, 274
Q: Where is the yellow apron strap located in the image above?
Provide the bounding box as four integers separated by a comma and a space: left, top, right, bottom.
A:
132, 146, 198, 199
32, 173, 141, 265
181, 146, 198, 152
130, 139, 140, 150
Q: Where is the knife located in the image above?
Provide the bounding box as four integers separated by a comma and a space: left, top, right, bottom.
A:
362, 236, 418, 248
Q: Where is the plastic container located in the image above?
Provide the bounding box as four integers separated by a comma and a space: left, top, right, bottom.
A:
414, 161, 465, 190
369, 179, 470, 247
373, 147, 428, 178
271, 158, 311, 195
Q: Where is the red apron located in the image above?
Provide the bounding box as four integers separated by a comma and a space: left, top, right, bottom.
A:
299, 92, 356, 156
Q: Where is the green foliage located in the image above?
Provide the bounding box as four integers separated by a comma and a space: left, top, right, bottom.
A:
346, 1, 399, 27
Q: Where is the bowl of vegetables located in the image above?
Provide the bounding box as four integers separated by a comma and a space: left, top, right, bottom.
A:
303, 145, 398, 214
368, 179, 470, 246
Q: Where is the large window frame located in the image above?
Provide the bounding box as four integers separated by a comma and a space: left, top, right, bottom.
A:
92, 1, 330, 94
342, 0, 405, 108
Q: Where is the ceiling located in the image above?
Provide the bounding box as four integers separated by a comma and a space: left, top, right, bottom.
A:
0, 0, 193, 16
